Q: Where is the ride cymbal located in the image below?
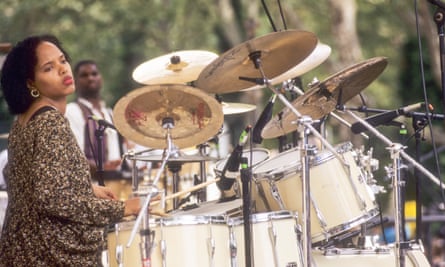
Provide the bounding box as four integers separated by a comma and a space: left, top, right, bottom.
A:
132, 50, 218, 85
195, 30, 318, 94
261, 56, 388, 139
113, 84, 224, 149
246, 42, 332, 91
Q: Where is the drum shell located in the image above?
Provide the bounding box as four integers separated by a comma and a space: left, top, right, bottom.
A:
253, 142, 378, 243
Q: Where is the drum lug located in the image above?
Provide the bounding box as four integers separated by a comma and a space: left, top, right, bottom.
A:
160, 239, 167, 267
229, 226, 238, 267
270, 182, 286, 210
207, 237, 216, 267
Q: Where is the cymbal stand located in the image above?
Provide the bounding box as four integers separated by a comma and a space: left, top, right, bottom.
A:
246, 51, 346, 267
126, 117, 178, 266
345, 110, 445, 267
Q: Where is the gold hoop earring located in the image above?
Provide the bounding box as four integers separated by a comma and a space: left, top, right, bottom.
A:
30, 88, 40, 98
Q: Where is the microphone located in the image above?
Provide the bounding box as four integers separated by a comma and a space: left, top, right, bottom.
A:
350, 102, 424, 134
252, 94, 276, 144
217, 125, 252, 192
88, 115, 117, 130
238, 76, 269, 85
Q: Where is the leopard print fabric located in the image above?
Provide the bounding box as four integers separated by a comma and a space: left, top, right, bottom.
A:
0, 108, 125, 266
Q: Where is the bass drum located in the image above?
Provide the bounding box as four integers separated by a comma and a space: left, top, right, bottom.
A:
253, 142, 379, 243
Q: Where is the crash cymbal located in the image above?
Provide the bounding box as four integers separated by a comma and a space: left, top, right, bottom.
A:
262, 57, 388, 139
132, 50, 219, 85
195, 30, 318, 94
113, 84, 224, 149
245, 42, 331, 91
222, 102, 256, 115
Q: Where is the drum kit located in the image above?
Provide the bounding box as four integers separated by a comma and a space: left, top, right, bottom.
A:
106, 30, 436, 267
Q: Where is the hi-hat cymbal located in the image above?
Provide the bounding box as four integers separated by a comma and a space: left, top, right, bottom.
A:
222, 102, 256, 115
132, 50, 219, 85
261, 57, 388, 139
113, 84, 224, 149
195, 30, 318, 94
245, 42, 331, 91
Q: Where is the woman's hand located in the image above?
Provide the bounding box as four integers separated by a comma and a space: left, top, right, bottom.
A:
92, 184, 118, 200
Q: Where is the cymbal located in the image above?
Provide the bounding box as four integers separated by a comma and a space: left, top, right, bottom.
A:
261, 57, 388, 139
222, 102, 256, 115
245, 42, 331, 91
195, 30, 318, 94
132, 50, 218, 84
113, 84, 224, 149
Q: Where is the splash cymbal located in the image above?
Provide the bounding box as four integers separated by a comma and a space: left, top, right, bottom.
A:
195, 30, 318, 94
222, 102, 256, 115
245, 42, 331, 91
113, 84, 224, 149
261, 57, 388, 139
132, 50, 218, 85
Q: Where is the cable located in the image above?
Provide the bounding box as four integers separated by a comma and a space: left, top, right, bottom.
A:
414, 0, 445, 204
277, 0, 287, 30
261, 0, 277, 32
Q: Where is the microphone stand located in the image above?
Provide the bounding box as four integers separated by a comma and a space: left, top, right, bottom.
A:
345, 109, 445, 267
126, 117, 178, 267
94, 125, 107, 186
240, 157, 252, 267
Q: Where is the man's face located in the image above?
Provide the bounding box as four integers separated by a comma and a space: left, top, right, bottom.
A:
75, 63, 102, 97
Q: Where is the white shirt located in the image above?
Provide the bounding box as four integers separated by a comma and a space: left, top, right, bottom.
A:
65, 98, 122, 162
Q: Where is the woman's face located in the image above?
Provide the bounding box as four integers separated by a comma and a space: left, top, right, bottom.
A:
30, 41, 75, 101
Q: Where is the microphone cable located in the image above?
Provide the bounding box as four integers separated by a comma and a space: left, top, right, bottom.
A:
415, 0, 445, 207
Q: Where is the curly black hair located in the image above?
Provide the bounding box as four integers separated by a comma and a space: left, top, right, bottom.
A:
0, 34, 71, 114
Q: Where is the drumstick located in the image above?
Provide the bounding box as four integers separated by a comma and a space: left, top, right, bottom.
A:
150, 209, 170, 217
150, 178, 220, 206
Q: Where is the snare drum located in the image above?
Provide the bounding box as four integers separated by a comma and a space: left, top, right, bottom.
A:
228, 211, 303, 267
253, 142, 378, 243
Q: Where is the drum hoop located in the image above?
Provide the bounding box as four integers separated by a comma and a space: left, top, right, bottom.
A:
312, 142, 353, 166
215, 147, 270, 172
158, 215, 227, 226
253, 147, 302, 180
227, 210, 295, 226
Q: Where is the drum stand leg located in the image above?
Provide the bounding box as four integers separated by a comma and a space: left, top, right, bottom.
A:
167, 162, 182, 210
300, 118, 316, 267
388, 144, 409, 267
